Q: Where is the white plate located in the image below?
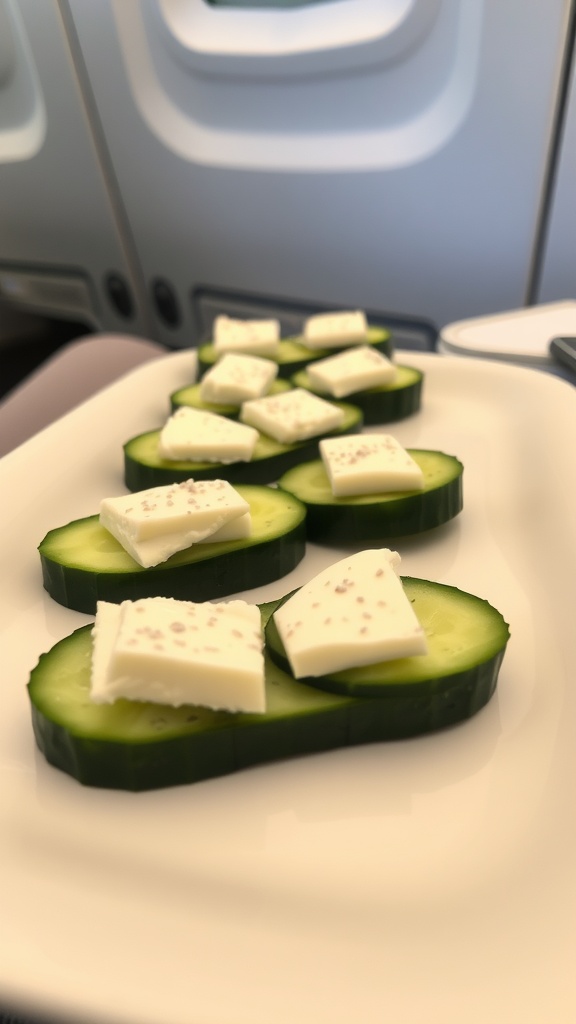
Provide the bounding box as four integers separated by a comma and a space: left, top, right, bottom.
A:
1, 351, 576, 1024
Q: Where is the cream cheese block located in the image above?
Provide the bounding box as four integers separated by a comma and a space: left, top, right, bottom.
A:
99, 478, 250, 568
240, 387, 345, 444
319, 434, 425, 496
200, 352, 279, 404
90, 597, 266, 712
306, 345, 396, 398
273, 548, 428, 678
303, 310, 368, 349
159, 406, 259, 463
213, 314, 280, 356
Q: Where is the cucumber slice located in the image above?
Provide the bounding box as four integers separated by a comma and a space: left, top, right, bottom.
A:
123, 402, 363, 491
290, 364, 423, 425
28, 625, 354, 790
39, 485, 306, 615
277, 449, 463, 543
170, 377, 292, 419
265, 577, 510, 697
197, 326, 392, 379
27, 583, 508, 790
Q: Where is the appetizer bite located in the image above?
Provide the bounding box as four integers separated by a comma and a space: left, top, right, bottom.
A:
197, 309, 392, 378
277, 434, 463, 543
170, 351, 292, 419
123, 399, 363, 491
265, 548, 508, 698
28, 549, 509, 791
38, 480, 306, 614
290, 345, 423, 425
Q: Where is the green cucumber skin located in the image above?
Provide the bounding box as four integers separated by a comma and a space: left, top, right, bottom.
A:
123, 434, 334, 491
30, 687, 240, 791
39, 490, 307, 615
28, 591, 506, 792
123, 403, 363, 492
30, 681, 353, 792
264, 577, 509, 699
267, 618, 504, 707
291, 365, 423, 425
40, 521, 305, 614
32, 670, 498, 791
278, 451, 463, 544
28, 625, 355, 790
198, 327, 392, 379
346, 658, 502, 742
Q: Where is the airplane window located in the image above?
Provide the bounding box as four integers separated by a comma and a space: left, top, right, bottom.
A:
154, 0, 433, 74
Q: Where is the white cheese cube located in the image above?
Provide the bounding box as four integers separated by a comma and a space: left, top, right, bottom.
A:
273, 549, 428, 678
306, 345, 396, 398
91, 597, 265, 712
319, 434, 425, 497
213, 315, 280, 357
99, 479, 250, 568
303, 310, 368, 349
240, 388, 345, 444
200, 352, 278, 405
159, 407, 258, 464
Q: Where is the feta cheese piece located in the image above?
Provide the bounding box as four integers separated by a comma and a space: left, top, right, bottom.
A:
306, 345, 396, 398
303, 310, 368, 349
273, 549, 428, 678
99, 479, 250, 567
213, 314, 280, 357
91, 597, 265, 712
200, 511, 251, 543
319, 434, 425, 497
240, 388, 345, 444
200, 352, 278, 405
159, 407, 258, 464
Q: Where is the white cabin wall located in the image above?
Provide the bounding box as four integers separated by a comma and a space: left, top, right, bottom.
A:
0, 0, 573, 352
0, 0, 152, 338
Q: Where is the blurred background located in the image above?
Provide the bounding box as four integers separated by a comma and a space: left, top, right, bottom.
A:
1, 0, 576, 397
